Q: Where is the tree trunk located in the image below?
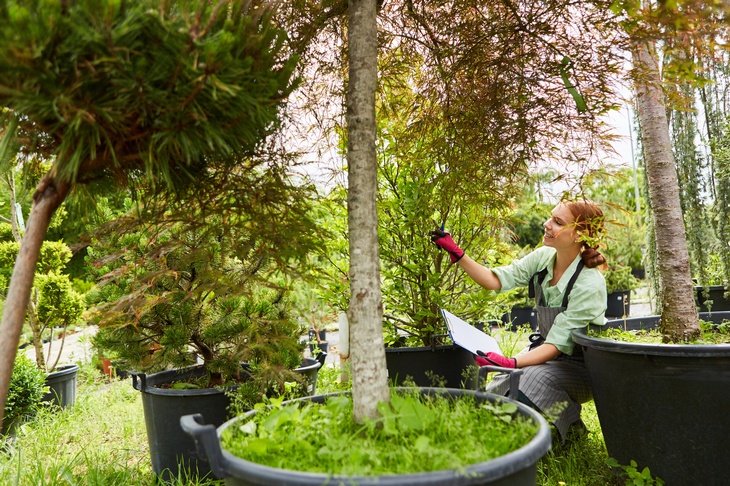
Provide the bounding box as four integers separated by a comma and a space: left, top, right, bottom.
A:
631, 39, 700, 342
27, 291, 46, 371
7, 171, 21, 242
0, 175, 70, 425
346, 0, 390, 422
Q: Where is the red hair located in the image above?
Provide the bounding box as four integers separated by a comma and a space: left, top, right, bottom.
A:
565, 200, 607, 269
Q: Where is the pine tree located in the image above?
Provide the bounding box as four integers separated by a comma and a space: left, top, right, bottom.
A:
0, 0, 298, 425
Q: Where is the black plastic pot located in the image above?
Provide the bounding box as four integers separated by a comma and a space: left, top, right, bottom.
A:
385, 343, 477, 388
308, 328, 326, 342
573, 311, 730, 486
501, 306, 538, 331
132, 358, 322, 482
605, 290, 631, 318
308, 340, 328, 356
631, 268, 645, 279
695, 285, 730, 312
42, 364, 80, 408
181, 387, 552, 486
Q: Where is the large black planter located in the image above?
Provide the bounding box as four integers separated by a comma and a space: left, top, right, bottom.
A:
695, 285, 730, 312
181, 387, 552, 486
385, 344, 477, 389
132, 358, 322, 482
42, 364, 80, 408
573, 311, 730, 486
605, 290, 631, 318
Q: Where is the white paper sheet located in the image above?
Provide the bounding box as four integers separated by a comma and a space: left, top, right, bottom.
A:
441, 309, 502, 356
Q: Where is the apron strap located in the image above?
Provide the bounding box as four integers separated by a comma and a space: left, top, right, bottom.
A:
528, 268, 549, 300
561, 260, 585, 308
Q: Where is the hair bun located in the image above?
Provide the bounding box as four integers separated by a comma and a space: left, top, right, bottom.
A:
581, 247, 607, 269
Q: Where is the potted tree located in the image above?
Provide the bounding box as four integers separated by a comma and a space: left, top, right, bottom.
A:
0, 0, 302, 431
572, 5, 730, 484
87, 178, 322, 481
603, 263, 640, 318
181, 385, 552, 486
178, 0, 635, 482
694, 255, 729, 312
0, 230, 85, 408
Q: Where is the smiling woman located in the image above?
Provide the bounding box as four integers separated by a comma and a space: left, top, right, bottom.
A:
430, 199, 608, 442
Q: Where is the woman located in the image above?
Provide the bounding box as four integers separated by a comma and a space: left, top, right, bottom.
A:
430, 199, 607, 441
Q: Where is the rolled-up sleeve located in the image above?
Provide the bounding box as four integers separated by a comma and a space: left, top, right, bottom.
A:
545, 282, 607, 355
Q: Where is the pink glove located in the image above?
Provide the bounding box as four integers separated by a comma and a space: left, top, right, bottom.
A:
429, 229, 465, 263
475, 351, 516, 368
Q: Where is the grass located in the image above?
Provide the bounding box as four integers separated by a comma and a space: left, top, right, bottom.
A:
0, 360, 626, 485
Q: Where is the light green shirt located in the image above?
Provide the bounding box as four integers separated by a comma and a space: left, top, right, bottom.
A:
491, 246, 606, 355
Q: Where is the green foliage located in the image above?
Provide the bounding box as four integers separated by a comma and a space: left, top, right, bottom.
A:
221, 391, 538, 475
372, 56, 520, 346
4, 353, 46, 429
707, 117, 730, 285
0, 222, 13, 242
0, 0, 299, 190
87, 184, 318, 386
511, 202, 554, 248
296, 187, 350, 315
582, 168, 645, 270
0, 237, 84, 370
593, 319, 730, 345
605, 458, 665, 486
0, 240, 74, 292
35, 273, 85, 330
0, 369, 617, 484
604, 264, 640, 293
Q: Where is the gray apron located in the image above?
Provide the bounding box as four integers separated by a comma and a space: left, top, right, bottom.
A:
486, 261, 592, 441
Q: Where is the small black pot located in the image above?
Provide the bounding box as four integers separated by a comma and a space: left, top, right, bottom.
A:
573, 312, 730, 486
308, 340, 328, 356
42, 364, 80, 408
181, 387, 552, 486
385, 344, 477, 388
132, 358, 322, 482
605, 290, 631, 318
631, 268, 645, 280
308, 328, 326, 342
695, 285, 730, 312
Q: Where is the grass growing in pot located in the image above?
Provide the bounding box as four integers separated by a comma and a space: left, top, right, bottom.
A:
221, 389, 538, 475
591, 318, 730, 345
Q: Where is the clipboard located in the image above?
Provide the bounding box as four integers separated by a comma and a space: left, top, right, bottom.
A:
441, 309, 502, 356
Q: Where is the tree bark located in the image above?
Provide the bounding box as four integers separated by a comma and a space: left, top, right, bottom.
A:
0, 174, 70, 425
347, 0, 390, 422
631, 39, 700, 342
27, 291, 46, 371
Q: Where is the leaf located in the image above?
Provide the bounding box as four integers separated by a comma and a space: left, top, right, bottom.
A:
246, 438, 276, 455
238, 420, 257, 435
171, 382, 200, 389
414, 435, 430, 452
500, 402, 518, 414
377, 400, 398, 436
559, 56, 587, 113
390, 394, 436, 432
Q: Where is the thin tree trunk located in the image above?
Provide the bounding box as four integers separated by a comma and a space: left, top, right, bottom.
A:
347, 0, 390, 422
27, 291, 46, 371
0, 174, 70, 425
631, 39, 700, 342
7, 171, 21, 242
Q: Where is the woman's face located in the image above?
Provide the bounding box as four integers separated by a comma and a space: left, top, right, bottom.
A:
543, 203, 579, 250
